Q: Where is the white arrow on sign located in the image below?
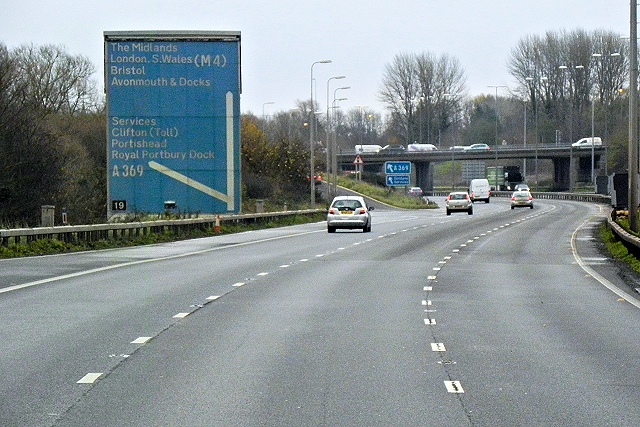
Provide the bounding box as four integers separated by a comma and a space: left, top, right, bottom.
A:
148, 91, 236, 211
148, 161, 233, 206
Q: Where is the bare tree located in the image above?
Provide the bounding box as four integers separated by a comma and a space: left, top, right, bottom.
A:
379, 53, 419, 144
379, 52, 465, 145
12, 44, 99, 115
507, 29, 626, 143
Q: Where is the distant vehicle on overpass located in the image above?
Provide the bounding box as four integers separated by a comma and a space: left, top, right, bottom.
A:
572, 137, 602, 148
355, 144, 382, 154
407, 143, 437, 152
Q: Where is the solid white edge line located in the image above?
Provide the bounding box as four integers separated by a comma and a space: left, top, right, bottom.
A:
0, 229, 324, 295
571, 213, 640, 309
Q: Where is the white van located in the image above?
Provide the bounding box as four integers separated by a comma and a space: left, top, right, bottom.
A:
571, 137, 602, 148
355, 144, 382, 154
407, 143, 437, 152
469, 178, 491, 203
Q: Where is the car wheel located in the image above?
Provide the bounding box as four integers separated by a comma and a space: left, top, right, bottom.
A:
446, 209, 451, 216
328, 226, 336, 233
468, 208, 473, 215
486, 199, 490, 203
511, 206, 514, 210
530, 205, 534, 209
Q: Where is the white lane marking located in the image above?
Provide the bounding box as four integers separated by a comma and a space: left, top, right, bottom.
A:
572, 216, 640, 309
206, 295, 221, 300
232, 282, 245, 287
131, 337, 152, 344
444, 381, 464, 393
431, 343, 446, 352
257, 272, 269, 276
424, 318, 436, 325
422, 300, 432, 306
432, 267, 441, 271
424, 286, 433, 291
0, 228, 327, 295
427, 276, 437, 280
280, 264, 290, 268
173, 312, 190, 319
77, 373, 102, 384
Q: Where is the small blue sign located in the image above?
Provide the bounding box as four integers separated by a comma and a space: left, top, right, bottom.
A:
385, 161, 411, 175
386, 175, 410, 186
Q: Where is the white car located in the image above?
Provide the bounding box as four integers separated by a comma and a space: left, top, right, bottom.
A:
465, 143, 491, 151
445, 192, 473, 215
571, 137, 602, 148
327, 196, 374, 233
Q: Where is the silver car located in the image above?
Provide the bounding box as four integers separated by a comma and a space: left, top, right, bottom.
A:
445, 192, 473, 215
511, 190, 534, 209
327, 196, 374, 233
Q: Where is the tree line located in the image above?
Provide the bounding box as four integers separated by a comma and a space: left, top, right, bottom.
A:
0, 27, 630, 224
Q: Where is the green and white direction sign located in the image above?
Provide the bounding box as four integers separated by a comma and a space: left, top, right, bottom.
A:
105, 31, 241, 216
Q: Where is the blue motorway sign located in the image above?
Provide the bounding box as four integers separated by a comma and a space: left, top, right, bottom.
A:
386, 174, 410, 186
385, 161, 411, 175
105, 31, 241, 216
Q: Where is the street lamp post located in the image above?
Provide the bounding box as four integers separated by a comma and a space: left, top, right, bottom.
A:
310, 60, 331, 208
262, 101, 275, 120
331, 96, 347, 196
325, 76, 346, 188
487, 85, 507, 145
629, 0, 638, 231
488, 85, 507, 190
329, 87, 349, 199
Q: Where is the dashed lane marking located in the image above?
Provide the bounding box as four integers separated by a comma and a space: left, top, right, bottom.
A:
431, 343, 446, 352
444, 381, 464, 393
173, 312, 189, 319
77, 373, 102, 384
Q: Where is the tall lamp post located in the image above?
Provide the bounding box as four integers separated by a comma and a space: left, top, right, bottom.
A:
487, 85, 507, 145
326, 76, 346, 184
310, 60, 331, 208
331, 96, 347, 197
330, 87, 349, 199
262, 101, 275, 120
629, 0, 638, 232
488, 85, 507, 190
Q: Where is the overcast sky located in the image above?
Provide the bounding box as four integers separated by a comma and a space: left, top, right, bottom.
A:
0, 0, 630, 116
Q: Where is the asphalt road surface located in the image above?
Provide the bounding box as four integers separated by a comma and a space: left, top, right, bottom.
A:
2, 197, 640, 426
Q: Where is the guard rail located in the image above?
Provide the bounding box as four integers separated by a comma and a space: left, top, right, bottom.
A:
0, 192, 625, 249
0, 209, 322, 247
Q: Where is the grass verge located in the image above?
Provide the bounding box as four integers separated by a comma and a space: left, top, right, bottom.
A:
599, 222, 640, 275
